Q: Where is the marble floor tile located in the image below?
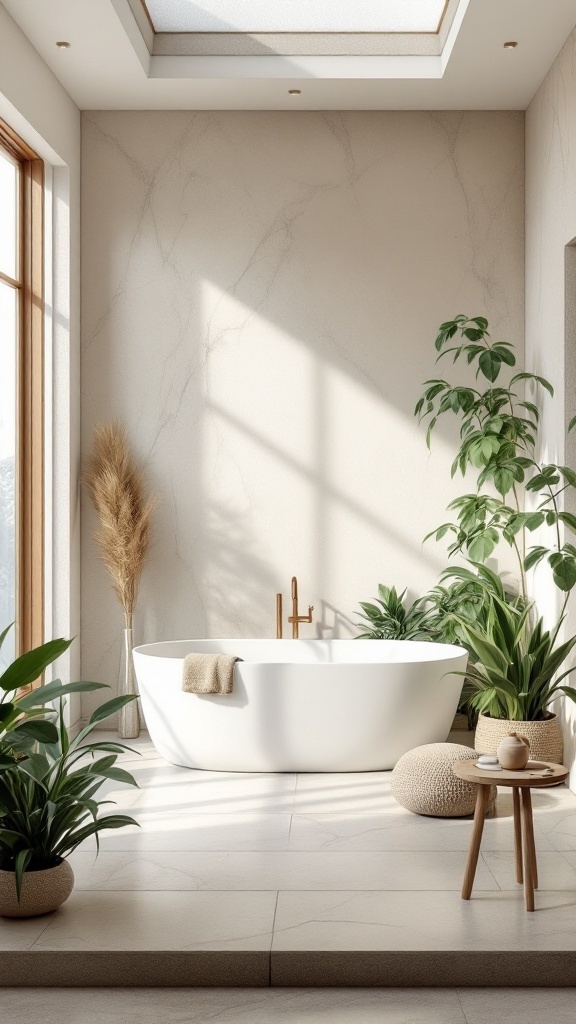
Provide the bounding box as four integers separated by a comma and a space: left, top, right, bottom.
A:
497, 784, 576, 821
272, 889, 576, 951
482, 851, 576, 890
97, 765, 298, 814
0, 914, 55, 951
293, 772, 395, 814
536, 812, 576, 852
1, 987, 468, 1023
458, 987, 576, 1024
30, 890, 277, 951
69, 849, 499, 892
287, 811, 555, 853
79, 811, 292, 852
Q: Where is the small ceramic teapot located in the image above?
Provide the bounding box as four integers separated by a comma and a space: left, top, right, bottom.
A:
497, 732, 530, 771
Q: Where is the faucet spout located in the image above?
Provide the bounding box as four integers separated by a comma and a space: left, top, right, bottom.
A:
287, 575, 314, 639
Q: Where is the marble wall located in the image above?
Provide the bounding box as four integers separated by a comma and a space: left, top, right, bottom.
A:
81, 111, 524, 718
526, 28, 576, 785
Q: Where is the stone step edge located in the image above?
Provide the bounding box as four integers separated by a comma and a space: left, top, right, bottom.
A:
2, 950, 574, 987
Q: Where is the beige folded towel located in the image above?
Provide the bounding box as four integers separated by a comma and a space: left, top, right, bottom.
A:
182, 653, 240, 694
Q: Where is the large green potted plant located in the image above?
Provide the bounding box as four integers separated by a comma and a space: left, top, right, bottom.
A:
415, 315, 576, 760
0, 627, 139, 917
455, 589, 576, 761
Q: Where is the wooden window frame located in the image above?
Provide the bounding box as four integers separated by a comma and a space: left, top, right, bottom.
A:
0, 118, 44, 657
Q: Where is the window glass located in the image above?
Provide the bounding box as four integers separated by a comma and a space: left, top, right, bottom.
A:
144, 0, 449, 33
0, 281, 17, 669
0, 148, 18, 281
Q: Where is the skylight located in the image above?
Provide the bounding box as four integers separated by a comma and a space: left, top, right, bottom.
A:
143, 0, 450, 34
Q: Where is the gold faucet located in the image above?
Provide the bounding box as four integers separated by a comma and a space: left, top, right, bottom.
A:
276, 577, 314, 639
288, 576, 314, 638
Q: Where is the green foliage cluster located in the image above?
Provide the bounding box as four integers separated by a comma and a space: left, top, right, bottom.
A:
356, 585, 435, 641
357, 314, 576, 723
0, 626, 138, 897
458, 592, 576, 721
416, 315, 576, 595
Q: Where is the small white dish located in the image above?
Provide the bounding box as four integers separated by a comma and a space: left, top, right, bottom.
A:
475, 762, 502, 771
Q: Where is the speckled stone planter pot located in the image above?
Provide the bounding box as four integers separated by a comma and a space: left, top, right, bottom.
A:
0, 859, 74, 918
475, 712, 564, 765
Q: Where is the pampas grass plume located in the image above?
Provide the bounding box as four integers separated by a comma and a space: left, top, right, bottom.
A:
84, 423, 155, 625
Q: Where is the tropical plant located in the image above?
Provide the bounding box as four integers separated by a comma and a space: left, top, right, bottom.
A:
356, 585, 436, 640
0, 626, 140, 898
419, 564, 509, 645
455, 590, 576, 721
415, 315, 576, 603
356, 564, 512, 645
0, 626, 107, 770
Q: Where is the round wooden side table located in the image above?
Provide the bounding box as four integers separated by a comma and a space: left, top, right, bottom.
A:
453, 758, 568, 912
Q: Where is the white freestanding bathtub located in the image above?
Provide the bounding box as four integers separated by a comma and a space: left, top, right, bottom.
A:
133, 638, 467, 772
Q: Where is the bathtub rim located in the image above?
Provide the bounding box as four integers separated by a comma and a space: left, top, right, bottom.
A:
132, 637, 468, 666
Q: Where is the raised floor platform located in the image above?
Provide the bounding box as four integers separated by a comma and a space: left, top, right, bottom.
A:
3, 733, 576, 987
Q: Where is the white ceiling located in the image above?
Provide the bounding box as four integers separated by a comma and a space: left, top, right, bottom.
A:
143, 0, 449, 34
2, 0, 576, 111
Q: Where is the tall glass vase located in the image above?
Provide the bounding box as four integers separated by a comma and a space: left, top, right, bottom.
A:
118, 623, 140, 739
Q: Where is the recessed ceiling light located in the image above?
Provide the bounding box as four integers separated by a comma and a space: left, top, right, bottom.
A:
56, 40, 71, 48
503, 41, 518, 49
288, 89, 301, 95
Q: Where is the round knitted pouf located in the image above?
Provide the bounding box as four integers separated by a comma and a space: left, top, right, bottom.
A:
391, 743, 497, 818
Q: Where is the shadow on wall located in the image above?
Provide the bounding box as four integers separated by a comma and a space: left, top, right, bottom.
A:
80, 110, 524, 705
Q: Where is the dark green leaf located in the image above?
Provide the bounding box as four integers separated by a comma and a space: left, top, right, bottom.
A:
510, 372, 554, 397
559, 686, 576, 703
524, 546, 548, 571
88, 695, 138, 726
13, 719, 59, 743
478, 349, 502, 383
549, 552, 576, 592
17, 679, 108, 710
0, 638, 73, 693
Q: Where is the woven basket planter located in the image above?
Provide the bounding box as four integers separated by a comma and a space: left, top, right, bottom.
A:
0, 859, 74, 918
475, 712, 563, 765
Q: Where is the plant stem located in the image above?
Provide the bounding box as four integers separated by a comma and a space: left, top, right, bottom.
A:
509, 482, 528, 603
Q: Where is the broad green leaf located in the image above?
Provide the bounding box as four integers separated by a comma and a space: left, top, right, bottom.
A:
478, 349, 501, 382
559, 466, 576, 487
16, 753, 51, 784
93, 766, 138, 787
88, 694, 138, 726
13, 719, 59, 743
559, 686, 576, 703
0, 702, 15, 724
559, 512, 576, 535
493, 467, 514, 496
524, 546, 548, 571
0, 638, 73, 693
549, 552, 576, 592
493, 344, 515, 366
510, 372, 554, 397
17, 679, 108, 710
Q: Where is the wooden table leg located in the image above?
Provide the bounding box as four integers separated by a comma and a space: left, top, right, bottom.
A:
521, 788, 538, 912
462, 784, 490, 901
512, 786, 523, 884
